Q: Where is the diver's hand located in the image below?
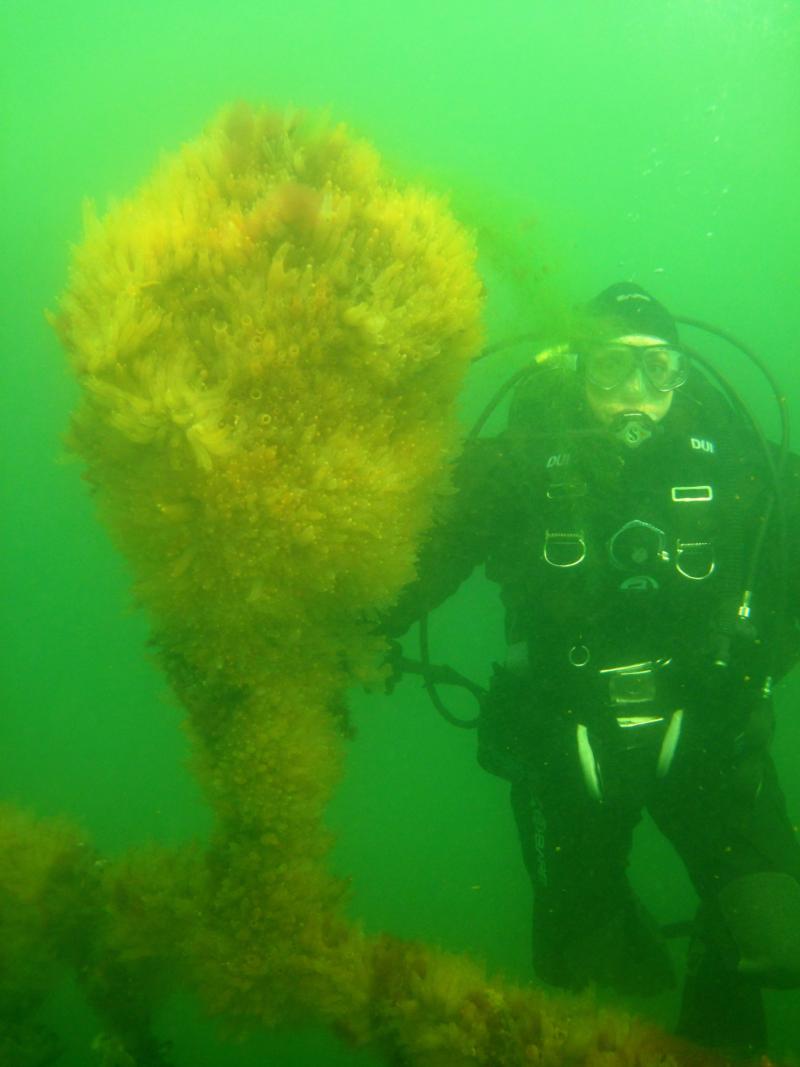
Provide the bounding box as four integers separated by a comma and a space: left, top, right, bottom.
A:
381, 639, 405, 694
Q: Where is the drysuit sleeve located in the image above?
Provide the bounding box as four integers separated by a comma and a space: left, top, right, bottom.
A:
767, 447, 800, 681
379, 436, 507, 637
785, 451, 800, 629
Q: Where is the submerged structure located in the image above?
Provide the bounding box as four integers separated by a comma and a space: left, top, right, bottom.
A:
1, 103, 736, 1065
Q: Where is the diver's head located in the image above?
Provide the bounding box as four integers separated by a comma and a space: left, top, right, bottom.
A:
578, 283, 688, 444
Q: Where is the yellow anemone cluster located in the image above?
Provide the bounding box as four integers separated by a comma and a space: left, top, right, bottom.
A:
54, 103, 481, 688
0, 808, 96, 1027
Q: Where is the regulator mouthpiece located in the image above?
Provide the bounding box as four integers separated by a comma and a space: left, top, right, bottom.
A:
611, 411, 655, 448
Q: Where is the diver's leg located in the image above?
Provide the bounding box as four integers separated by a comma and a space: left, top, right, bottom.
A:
510, 766, 674, 995
650, 699, 800, 1054
482, 667, 674, 995
677, 901, 767, 1052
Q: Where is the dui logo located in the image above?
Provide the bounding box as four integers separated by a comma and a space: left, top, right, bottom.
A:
546, 452, 570, 469
690, 437, 715, 453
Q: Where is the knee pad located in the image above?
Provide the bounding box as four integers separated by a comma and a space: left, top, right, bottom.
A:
719, 872, 800, 988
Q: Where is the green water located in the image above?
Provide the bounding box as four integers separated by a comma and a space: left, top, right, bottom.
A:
2, 1, 799, 1063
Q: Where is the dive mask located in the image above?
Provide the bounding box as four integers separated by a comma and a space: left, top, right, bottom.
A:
583, 341, 689, 393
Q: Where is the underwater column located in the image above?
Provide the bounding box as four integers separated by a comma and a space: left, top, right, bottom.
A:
45, 103, 734, 1066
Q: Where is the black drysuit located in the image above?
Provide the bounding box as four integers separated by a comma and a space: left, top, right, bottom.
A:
383, 367, 800, 1052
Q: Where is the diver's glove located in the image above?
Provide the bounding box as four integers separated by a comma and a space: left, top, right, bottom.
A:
381, 639, 406, 694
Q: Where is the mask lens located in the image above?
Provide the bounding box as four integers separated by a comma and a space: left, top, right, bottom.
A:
642, 346, 688, 391
584, 343, 635, 390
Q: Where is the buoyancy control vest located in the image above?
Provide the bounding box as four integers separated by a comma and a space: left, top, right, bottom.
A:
411, 318, 793, 796
490, 368, 770, 721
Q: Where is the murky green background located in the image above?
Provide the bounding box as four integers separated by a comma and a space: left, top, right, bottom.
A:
2, 1, 799, 1063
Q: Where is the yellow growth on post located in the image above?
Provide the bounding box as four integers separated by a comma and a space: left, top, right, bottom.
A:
29, 103, 731, 1065
52, 97, 483, 1042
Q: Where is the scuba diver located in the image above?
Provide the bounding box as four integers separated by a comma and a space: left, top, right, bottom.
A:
380, 282, 800, 1054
